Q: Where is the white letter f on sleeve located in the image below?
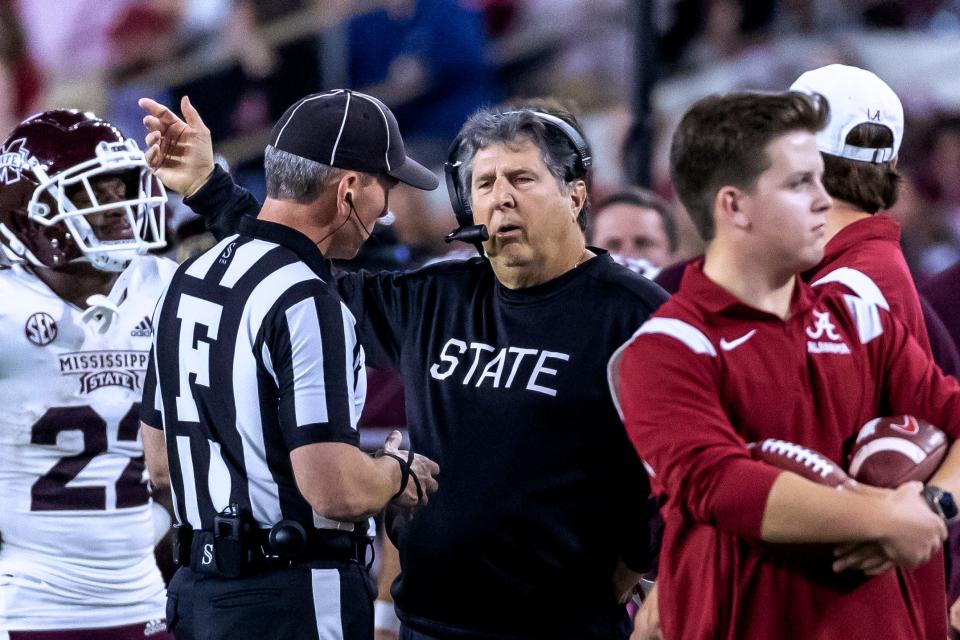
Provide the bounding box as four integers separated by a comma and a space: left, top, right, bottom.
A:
176, 293, 223, 422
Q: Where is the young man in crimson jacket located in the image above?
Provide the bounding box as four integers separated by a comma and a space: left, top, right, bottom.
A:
611, 90, 960, 640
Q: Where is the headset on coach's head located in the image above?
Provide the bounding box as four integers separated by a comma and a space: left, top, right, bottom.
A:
443, 111, 593, 252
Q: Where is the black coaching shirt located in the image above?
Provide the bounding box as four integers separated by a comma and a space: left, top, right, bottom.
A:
140, 215, 365, 533
188, 167, 669, 639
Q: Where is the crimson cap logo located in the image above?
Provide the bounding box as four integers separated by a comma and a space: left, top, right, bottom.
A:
0, 138, 31, 185
25, 312, 58, 346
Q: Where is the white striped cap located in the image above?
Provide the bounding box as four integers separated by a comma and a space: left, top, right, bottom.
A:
269, 89, 438, 190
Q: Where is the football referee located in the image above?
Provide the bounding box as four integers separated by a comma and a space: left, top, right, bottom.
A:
138, 91, 440, 640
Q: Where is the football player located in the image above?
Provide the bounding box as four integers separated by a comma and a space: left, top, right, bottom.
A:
0, 111, 173, 639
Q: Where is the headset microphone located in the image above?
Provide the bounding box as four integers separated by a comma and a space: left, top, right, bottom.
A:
444, 224, 488, 245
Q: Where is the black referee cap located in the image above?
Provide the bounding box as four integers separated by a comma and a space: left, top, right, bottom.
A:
269, 89, 439, 191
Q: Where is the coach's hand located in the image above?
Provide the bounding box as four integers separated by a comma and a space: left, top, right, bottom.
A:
138, 95, 216, 197
382, 430, 439, 509
876, 481, 947, 567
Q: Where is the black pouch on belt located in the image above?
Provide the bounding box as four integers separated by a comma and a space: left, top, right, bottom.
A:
213, 503, 255, 578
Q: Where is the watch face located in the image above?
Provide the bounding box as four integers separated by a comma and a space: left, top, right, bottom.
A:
941, 492, 958, 520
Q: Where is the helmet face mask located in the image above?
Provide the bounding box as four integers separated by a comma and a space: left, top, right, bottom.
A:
0, 111, 166, 272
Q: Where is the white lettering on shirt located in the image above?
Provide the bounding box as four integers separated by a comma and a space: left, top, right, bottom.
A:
505, 347, 538, 387
807, 341, 851, 355
428, 340, 571, 395
475, 348, 508, 388
462, 342, 495, 385
527, 350, 571, 397
429, 338, 468, 380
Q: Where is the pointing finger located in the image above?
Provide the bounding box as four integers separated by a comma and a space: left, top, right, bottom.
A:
181, 95, 207, 130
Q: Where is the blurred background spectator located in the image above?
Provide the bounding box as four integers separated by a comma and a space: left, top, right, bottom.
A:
590, 187, 679, 269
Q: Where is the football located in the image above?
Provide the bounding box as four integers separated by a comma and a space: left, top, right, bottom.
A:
848, 415, 947, 488
748, 438, 849, 488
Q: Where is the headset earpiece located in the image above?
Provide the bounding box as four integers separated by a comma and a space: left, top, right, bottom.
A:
443, 149, 472, 229
344, 192, 354, 206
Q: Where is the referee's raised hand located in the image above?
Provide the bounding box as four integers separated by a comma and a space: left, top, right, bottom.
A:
138, 95, 216, 197
381, 430, 440, 509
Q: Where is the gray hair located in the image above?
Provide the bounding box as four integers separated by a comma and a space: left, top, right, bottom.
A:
264, 145, 344, 204
455, 107, 590, 229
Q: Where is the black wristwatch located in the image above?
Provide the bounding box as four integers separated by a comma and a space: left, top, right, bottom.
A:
921, 485, 958, 522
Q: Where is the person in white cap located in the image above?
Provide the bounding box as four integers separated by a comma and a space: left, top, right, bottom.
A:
789, 64, 931, 346
791, 63, 953, 640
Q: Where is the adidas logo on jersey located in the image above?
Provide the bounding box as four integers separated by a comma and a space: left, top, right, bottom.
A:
131, 315, 153, 337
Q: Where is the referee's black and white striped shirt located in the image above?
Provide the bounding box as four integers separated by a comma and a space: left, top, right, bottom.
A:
140, 215, 366, 533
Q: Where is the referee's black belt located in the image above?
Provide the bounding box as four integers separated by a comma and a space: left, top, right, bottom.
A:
175, 526, 370, 576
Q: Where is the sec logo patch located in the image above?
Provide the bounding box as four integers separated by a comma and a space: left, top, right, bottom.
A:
25, 311, 58, 346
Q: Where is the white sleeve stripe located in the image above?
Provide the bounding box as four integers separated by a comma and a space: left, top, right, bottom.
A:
607, 317, 713, 480
175, 435, 202, 528
341, 304, 360, 430
261, 341, 277, 386
151, 279, 172, 415
844, 293, 885, 344
607, 325, 646, 421
184, 234, 239, 280
638, 317, 717, 356
285, 297, 330, 427
607, 317, 715, 419
812, 267, 890, 310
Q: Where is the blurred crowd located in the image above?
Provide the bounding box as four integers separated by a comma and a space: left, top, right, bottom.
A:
2, 0, 959, 280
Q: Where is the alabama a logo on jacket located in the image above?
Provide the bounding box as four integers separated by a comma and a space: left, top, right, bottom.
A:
805, 309, 850, 355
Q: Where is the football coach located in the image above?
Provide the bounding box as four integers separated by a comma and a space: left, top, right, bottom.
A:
139, 91, 440, 640
140, 95, 668, 639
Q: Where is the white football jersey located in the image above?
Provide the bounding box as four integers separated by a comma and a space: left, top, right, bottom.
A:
0, 256, 176, 631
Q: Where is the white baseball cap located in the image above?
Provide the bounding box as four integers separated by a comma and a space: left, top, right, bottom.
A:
790, 64, 903, 163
